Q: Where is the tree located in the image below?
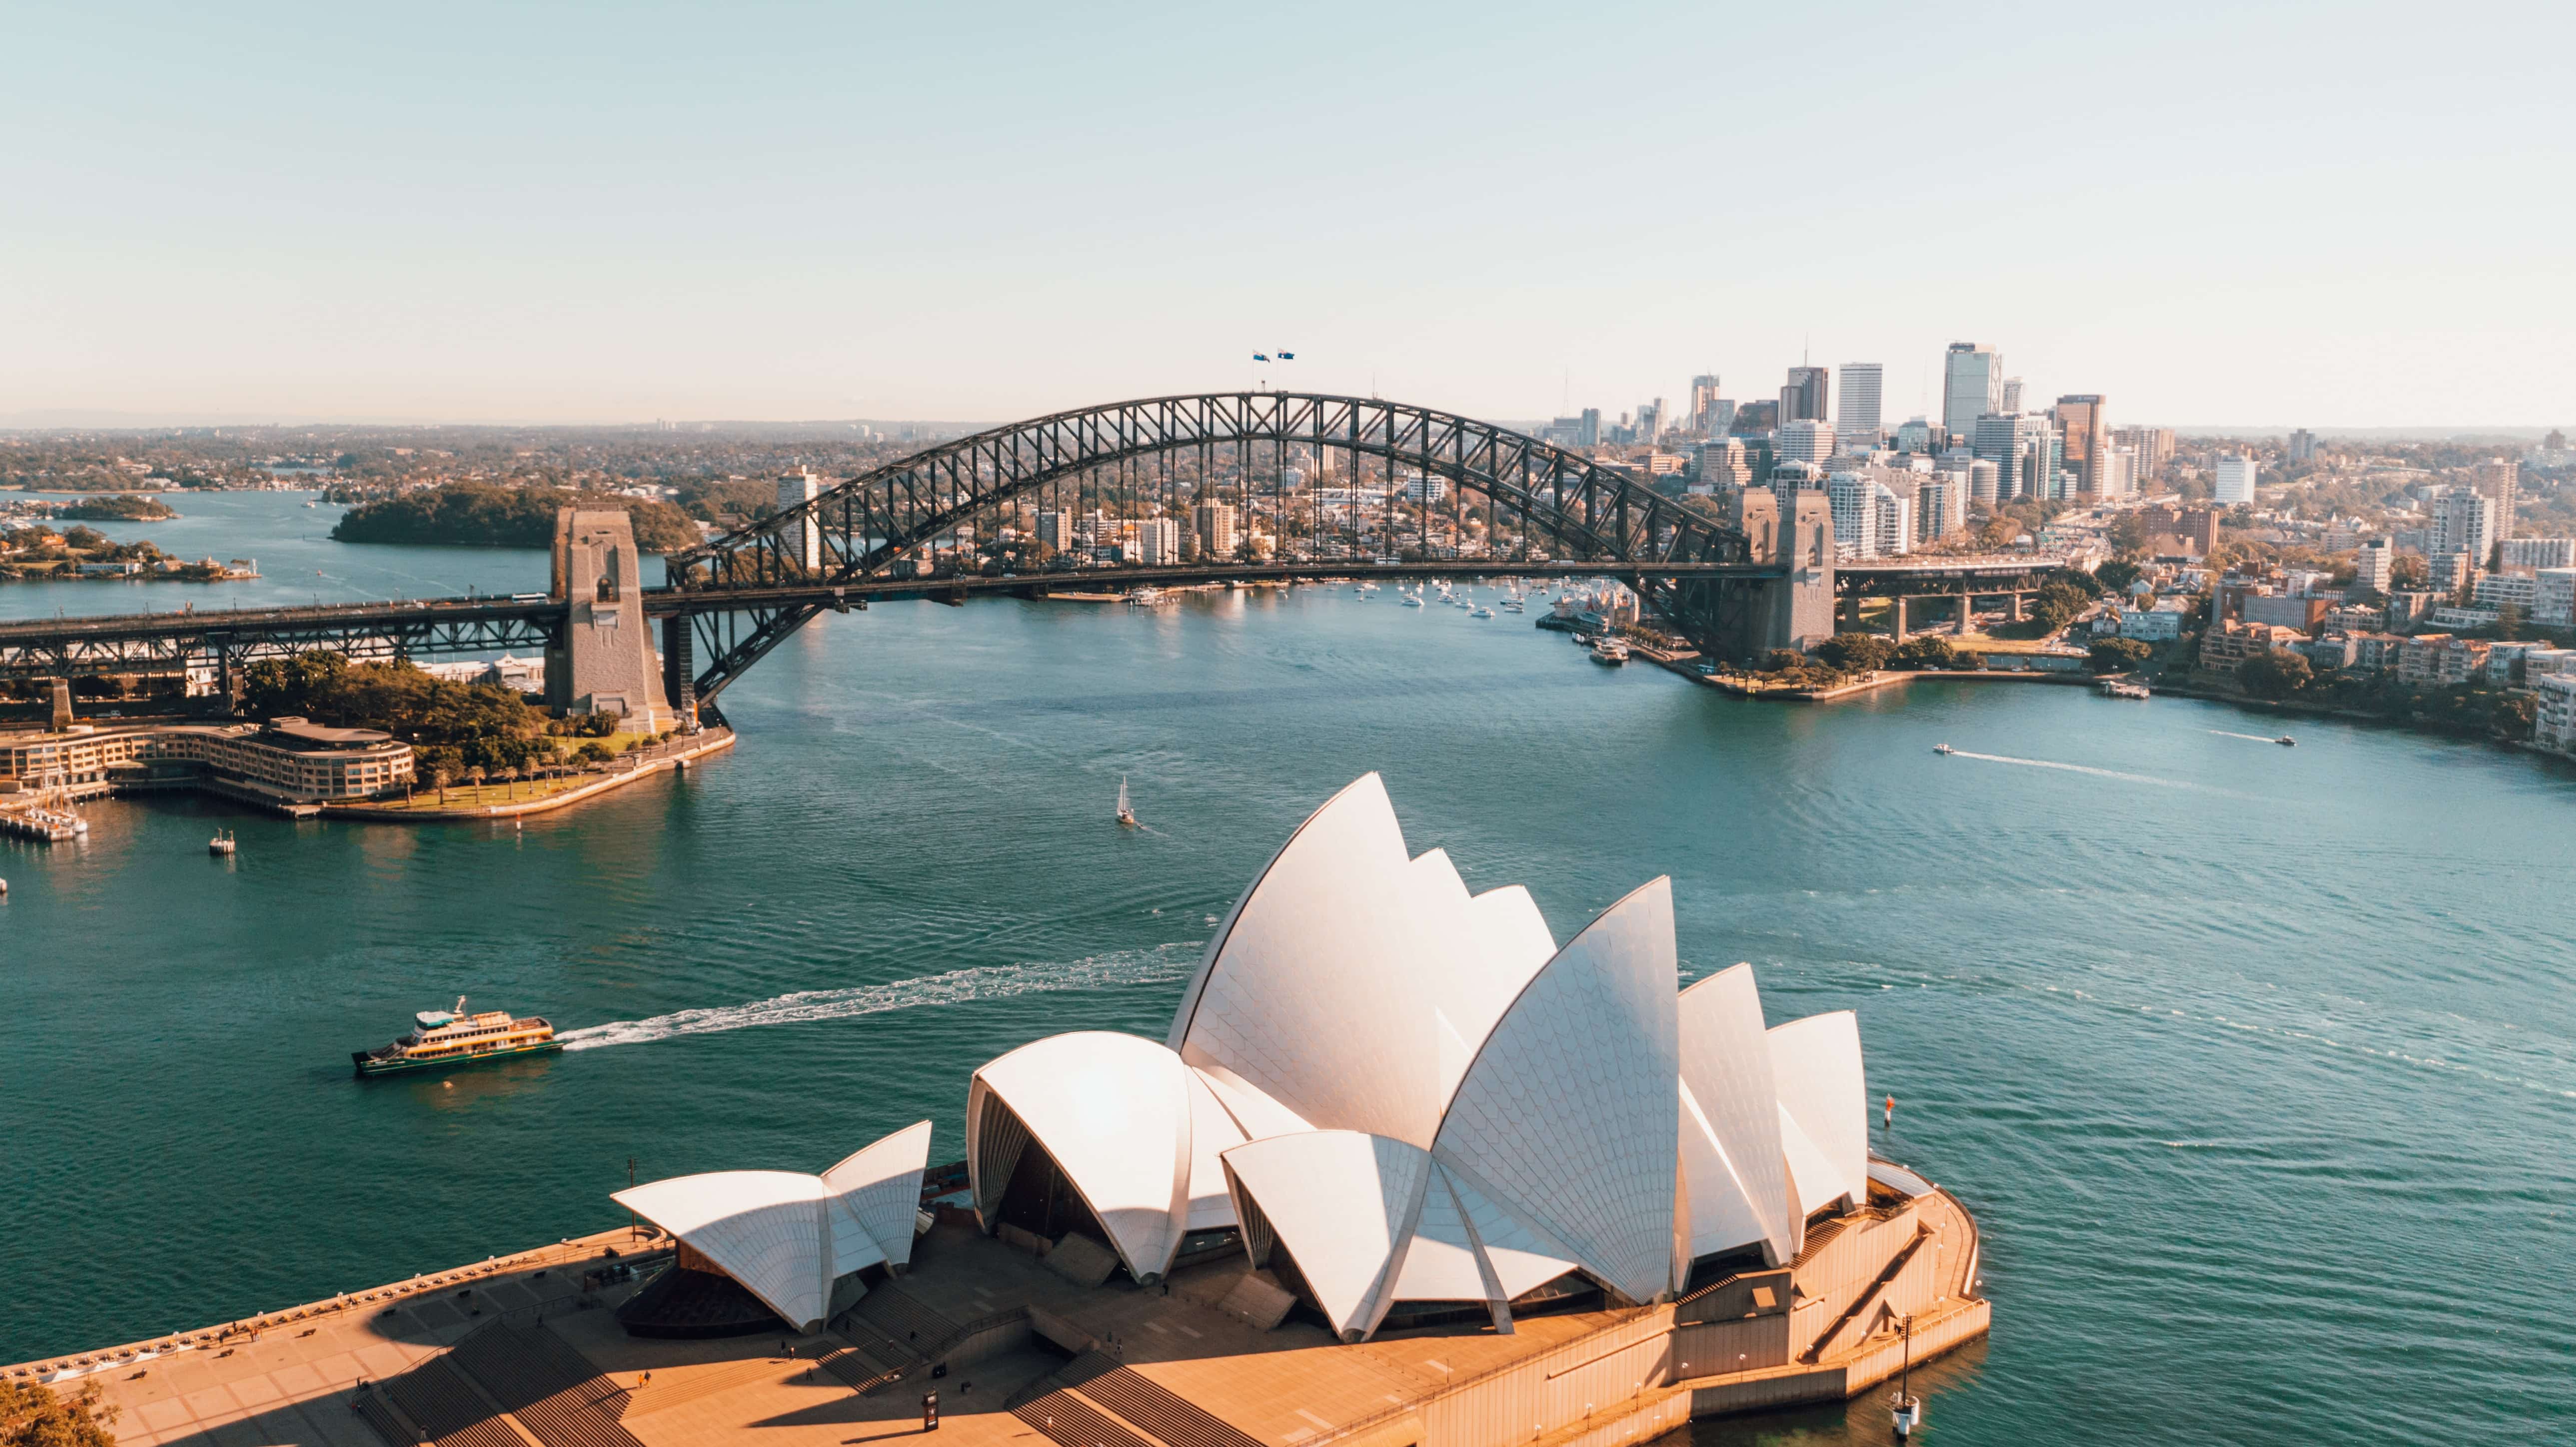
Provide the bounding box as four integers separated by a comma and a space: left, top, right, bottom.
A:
1, 1379, 121, 1447
2093, 559, 2145, 594
1811, 633, 1893, 672
1760, 649, 1805, 674
2392, 553, 2430, 589
1892, 636, 1961, 671
2106, 513, 2156, 557
2237, 650, 2313, 700
2089, 638, 2153, 673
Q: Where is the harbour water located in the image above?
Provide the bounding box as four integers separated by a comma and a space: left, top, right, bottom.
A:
3, 494, 2572, 1443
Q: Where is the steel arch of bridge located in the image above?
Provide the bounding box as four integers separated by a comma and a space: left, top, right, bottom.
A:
666, 392, 1768, 701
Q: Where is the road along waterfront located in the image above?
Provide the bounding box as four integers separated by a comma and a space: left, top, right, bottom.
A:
2, 494, 2572, 1446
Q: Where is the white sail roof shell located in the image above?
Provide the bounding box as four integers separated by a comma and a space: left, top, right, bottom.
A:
1166, 775, 1558, 1150
970, 1031, 1195, 1282
612, 1170, 831, 1332
1429, 877, 1681, 1306
1676, 965, 1791, 1263
821, 1119, 934, 1272
1769, 1011, 1869, 1215
1220, 1131, 1429, 1341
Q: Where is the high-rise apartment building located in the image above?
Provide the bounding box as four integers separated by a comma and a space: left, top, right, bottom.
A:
2101, 446, 2138, 498
1036, 510, 1076, 552
1579, 408, 1600, 447
1636, 400, 1663, 441
2112, 426, 2176, 483
2288, 429, 2318, 464
2354, 538, 2395, 594
2472, 458, 2521, 539
1826, 469, 1916, 560
2500, 537, 2576, 571
1780, 367, 1830, 425
1836, 363, 1884, 450
2053, 395, 2108, 493
1775, 419, 1835, 465
1999, 377, 2024, 414
1693, 437, 1751, 490
1940, 344, 2001, 440
1917, 474, 1969, 541
776, 469, 824, 571
1134, 517, 1181, 565
2213, 453, 2259, 506
2431, 486, 2497, 564
1192, 501, 1240, 560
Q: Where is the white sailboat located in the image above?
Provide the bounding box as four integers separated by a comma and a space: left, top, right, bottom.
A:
1116, 776, 1138, 828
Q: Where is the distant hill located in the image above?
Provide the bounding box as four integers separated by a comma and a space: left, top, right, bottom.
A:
331, 483, 700, 552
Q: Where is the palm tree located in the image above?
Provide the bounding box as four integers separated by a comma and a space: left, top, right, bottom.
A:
432, 767, 452, 805
466, 764, 487, 800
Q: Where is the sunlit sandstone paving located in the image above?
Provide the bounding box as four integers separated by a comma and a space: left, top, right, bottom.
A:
10, 1201, 1983, 1447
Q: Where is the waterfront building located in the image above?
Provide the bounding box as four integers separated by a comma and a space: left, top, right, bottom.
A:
0, 717, 415, 805
2521, 645, 2576, 677
776, 469, 825, 571
1940, 343, 2001, 439
2200, 620, 2309, 674
1835, 363, 1883, 451
2536, 675, 2576, 753
2499, 537, 2575, 572
2398, 634, 2490, 686
2213, 453, 2258, 506
2348, 631, 2406, 673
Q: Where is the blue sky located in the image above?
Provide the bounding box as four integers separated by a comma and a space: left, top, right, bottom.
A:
4, 1, 2569, 428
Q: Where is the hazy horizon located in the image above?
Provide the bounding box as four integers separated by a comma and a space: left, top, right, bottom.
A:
6, 1, 2570, 429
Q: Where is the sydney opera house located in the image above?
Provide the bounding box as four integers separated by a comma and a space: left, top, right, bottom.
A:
610, 774, 1989, 1436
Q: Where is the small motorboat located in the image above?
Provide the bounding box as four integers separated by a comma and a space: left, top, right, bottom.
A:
1933, 744, 1955, 755
2276, 735, 2297, 747
1471, 606, 1495, 619
208, 829, 237, 855
1116, 776, 1139, 828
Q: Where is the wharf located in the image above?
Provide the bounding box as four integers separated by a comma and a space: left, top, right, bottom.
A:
9, 1169, 1985, 1447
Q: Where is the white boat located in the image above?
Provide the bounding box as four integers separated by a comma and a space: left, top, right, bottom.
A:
1401, 593, 1423, 608
1472, 606, 1495, 619
1124, 587, 1168, 607
1933, 743, 1955, 755
1116, 776, 1138, 828
1589, 638, 1629, 665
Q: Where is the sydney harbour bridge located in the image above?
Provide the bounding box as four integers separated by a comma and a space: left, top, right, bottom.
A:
0, 393, 2064, 716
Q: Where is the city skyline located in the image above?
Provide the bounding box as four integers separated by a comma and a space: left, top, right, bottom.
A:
4, 2, 2570, 429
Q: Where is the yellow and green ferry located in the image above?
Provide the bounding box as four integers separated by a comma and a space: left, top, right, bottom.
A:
352, 997, 561, 1078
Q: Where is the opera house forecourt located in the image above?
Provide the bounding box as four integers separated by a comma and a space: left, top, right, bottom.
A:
10, 776, 1986, 1447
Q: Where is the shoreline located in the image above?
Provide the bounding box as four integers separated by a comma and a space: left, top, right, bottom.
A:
325, 728, 737, 820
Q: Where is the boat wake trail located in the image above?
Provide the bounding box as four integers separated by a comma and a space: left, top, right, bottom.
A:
557, 941, 1206, 1051
2208, 729, 2282, 743
1944, 749, 2209, 792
